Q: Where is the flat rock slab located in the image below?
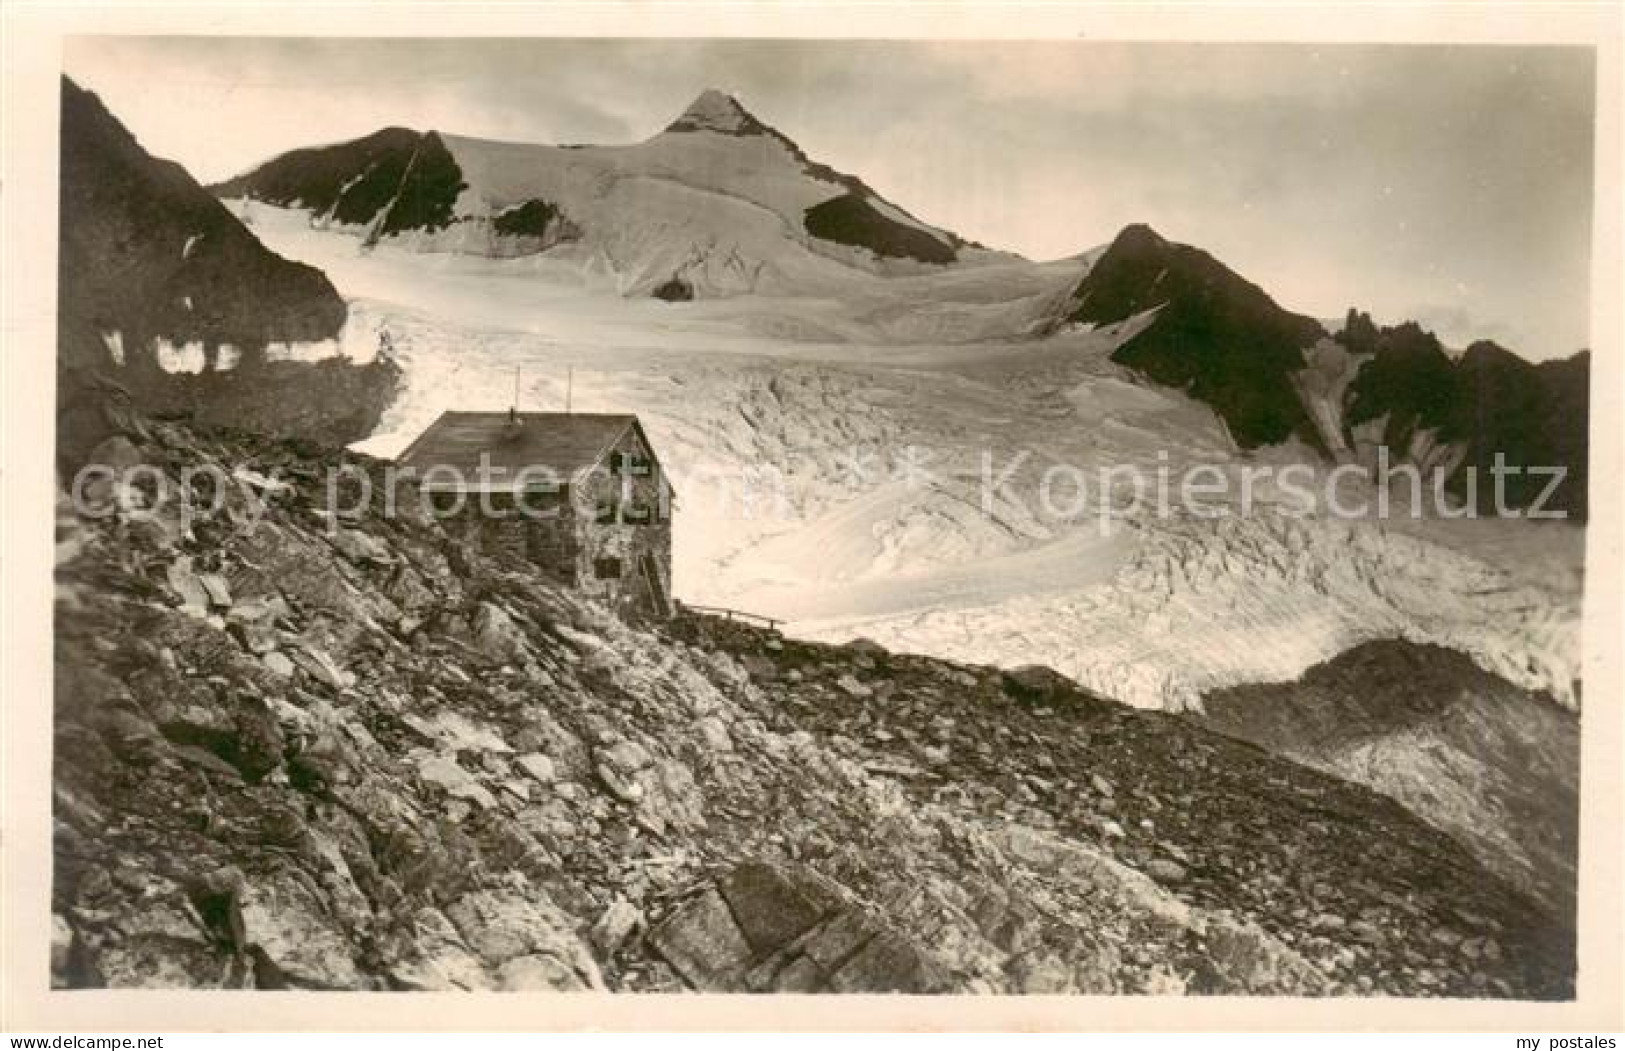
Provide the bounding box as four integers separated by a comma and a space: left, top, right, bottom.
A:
648, 888, 754, 991
828, 929, 946, 993
650, 861, 948, 993
718, 861, 831, 954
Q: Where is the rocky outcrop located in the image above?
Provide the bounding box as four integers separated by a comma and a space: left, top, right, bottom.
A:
804, 193, 958, 266
651, 276, 695, 302
1339, 313, 1458, 450
1066, 224, 1327, 450
1449, 343, 1588, 518
213, 130, 587, 262
57, 77, 398, 469
211, 127, 466, 240
1057, 235, 1587, 518
52, 421, 1574, 997
648, 861, 949, 992
1315, 312, 1587, 517
1197, 640, 1579, 921
490, 198, 577, 249
1139, 306, 1587, 519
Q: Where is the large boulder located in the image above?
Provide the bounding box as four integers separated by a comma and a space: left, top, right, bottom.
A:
1001, 664, 1077, 703
648, 861, 948, 993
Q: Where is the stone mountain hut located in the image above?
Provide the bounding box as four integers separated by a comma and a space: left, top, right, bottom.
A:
396, 410, 674, 617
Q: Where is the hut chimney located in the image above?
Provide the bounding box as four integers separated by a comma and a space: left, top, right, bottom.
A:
503, 367, 523, 438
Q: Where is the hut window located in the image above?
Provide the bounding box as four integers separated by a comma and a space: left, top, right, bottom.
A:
612, 452, 653, 477
622, 501, 652, 524
594, 498, 618, 524
593, 557, 623, 580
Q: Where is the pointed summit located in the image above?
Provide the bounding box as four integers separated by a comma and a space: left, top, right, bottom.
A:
664, 89, 771, 136
1067, 223, 1326, 450
1110, 222, 1169, 255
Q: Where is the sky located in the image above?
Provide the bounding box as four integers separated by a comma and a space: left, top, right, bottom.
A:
63, 37, 1596, 358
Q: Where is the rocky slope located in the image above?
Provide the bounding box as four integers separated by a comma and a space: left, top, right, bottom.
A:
1198, 640, 1579, 921
210, 90, 992, 299
52, 420, 1573, 997
57, 77, 399, 469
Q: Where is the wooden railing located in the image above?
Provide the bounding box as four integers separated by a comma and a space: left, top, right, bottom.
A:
675, 600, 784, 632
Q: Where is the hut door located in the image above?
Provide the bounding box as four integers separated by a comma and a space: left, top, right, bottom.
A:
640, 554, 671, 617
526, 519, 571, 583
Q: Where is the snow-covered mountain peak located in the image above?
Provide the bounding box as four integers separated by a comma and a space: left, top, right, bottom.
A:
213, 85, 1000, 295
664, 88, 764, 136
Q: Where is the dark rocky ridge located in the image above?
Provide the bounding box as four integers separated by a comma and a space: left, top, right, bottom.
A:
211, 127, 466, 239
57, 77, 397, 469
1198, 640, 1578, 921
1441, 341, 1589, 518
1338, 311, 1589, 518
1068, 224, 1328, 450
1064, 226, 1587, 515
52, 420, 1574, 996
1339, 312, 1459, 443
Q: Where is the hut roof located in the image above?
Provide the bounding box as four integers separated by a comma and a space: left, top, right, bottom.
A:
396, 411, 656, 490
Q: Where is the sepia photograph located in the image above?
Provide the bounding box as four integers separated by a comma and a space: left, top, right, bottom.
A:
3, 1, 1622, 1036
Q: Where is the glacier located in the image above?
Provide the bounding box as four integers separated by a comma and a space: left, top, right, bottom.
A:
241, 202, 1584, 713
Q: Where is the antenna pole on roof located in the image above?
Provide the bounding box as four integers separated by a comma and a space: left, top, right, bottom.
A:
566, 366, 574, 415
